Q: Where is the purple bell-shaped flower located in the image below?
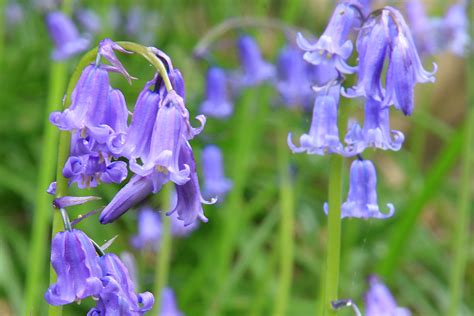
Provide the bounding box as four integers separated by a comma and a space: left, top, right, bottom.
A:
365, 276, 411, 316
88, 254, 154, 315
200, 67, 233, 118
344, 97, 404, 154
234, 35, 276, 88
45, 229, 102, 306
287, 84, 343, 155
296, 2, 361, 74
201, 145, 233, 201
168, 142, 215, 226
276, 45, 314, 108
130, 207, 162, 250
46, 11, 90, 60
159, 287, 184, 316
439, 1, 469, 56
383, 7, 437, 116
325, 159, 394, 219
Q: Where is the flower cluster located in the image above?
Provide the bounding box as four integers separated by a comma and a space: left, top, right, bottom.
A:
287, 0, 438, 219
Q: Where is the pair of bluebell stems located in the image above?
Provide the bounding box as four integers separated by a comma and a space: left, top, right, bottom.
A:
46, 37, 213, 314
285, 0, 437, 220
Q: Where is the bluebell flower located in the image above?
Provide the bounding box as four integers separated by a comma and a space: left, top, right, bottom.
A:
276, 45, 314, 108
45, 229, 102, 305
234, 35, 276, 88
53, 195, 100, 209
439, 1, 469, 56
200, 67, 233, 118
296, 2, 361, 74
383, 7, 437, 115
45, 11, 90, 60
98, 38, 134, 83
168, 142, 215, 226
125, 6, 161, 45
287, 84, 344, 155
405, 0, 437, 55
201, 145, 232, 201
130, 207, 162, 250
88, 253, 154, 315
99, 175, 155, 224
365, 276, 411, 316
6, 2, 23, 28
159, 287, 184, 316
75, 9, 101, 35
325, 159, 394, 219
344, 97, 404, 154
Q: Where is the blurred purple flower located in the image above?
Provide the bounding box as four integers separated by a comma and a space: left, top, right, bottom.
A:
6, 2, 23, 27
276, 45, 314, 108
405, 0, 437, 55
45, 229, 102, 306
288, 84, 343, 155
325, 159, 394, 219
440, 1, 469, 56
200, 67, 233, 118
75, 9, 101, 35
344, 97, 404, 154
88, 254, 154, 315
297, 2, 361, 74
234, 35, 276, 88
159, 287, 184, 316
201, 145, 232, 201
365, 276, 411, 316
130, 207, 162, 250
46, 11, 90, 60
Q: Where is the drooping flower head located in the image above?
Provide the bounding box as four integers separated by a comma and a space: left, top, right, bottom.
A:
201, 145, 233, 201
344, 96, 404, 155
288, 83, 344, 155
234, 35, 276, 88
200, 67, 233, 118
276, 45, 314, 108
159, 287, 184, 316
297, 1, 362, 74
45, 229, 102, 305
365, 276, 411, 316
46, 11, 90, 60
88, 253, 154, 315
325, 159, 394, 219
382, 7, 437, 115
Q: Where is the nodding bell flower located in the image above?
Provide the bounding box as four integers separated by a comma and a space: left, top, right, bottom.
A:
45, 229, 102, 306
200, 67, 233, 118
159, 287, 184, 316
344, 97, 404, 155
276, 46, 314, 108
365, 276, 411, 316
325, 159, 394, 219
98, 38, 134, 83
234, 35, 276, 88
383, 7, 437, 115
201, 145, 233, 201
287, 83, 344, 155
167, 142, 215, 226
46, 11, 90, 60
296, 2, 362, 74
439, 1, 469, 56
88, 254, 154, 316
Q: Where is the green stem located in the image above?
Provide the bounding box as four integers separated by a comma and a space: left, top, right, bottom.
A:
273, 126, 295, 316
321, 155, 344, 316
24, 60, 67, 316
447, 4, 473, 314
152, 185, 173, 314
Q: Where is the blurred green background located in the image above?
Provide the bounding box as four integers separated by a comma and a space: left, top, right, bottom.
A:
0, 0, 471, 315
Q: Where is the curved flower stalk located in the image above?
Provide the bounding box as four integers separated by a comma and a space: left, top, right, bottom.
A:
296, 2, 362, 74
325, 159, 394, 219
288, 83, 344, 155
365, 276, 411, 316
200, 67, 233, 118
344, 97, 404, 155
46, 11, 90, 60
